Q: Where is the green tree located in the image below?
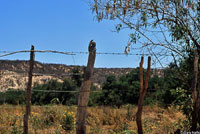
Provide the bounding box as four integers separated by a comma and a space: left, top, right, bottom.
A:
90, 0, 200, 130
99, 70, 140, 107
90, 0, 200, 56
0, 89, 26, 105
32, 79, 78, 105
61, 79, 78, 105
71, 67, 83, 87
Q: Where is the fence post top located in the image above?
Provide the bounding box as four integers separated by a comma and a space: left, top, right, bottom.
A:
88, 40, 96, 52
31, 45, 34, 50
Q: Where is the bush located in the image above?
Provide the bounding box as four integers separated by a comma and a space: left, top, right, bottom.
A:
61, 111, 76, 131
144, 96, 156, 106
98, 73, 140, 107
32, 79, 78, 105
88, 92, 101, 106
0, 89, 26, 105
42, 107, 59, 127
30, 111, 42, 132
170, 88, 193, 121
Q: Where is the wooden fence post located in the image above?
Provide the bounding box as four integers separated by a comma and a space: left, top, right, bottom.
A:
191, 49, 199, 131
76, 40, 96, 134
24, 45, 35, 134
136, 56, 151, 134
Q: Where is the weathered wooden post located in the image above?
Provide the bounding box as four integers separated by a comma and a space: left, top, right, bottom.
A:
24, 45, 35, 134
191, 49, 199, 131
76, 40, 96, 134
136, 56, 151, 134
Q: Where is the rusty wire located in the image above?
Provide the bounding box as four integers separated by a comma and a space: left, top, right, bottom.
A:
0, 50, 75, 58
0, 50, 172, 57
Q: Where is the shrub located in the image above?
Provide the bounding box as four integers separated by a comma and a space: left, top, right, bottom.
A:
170, 88, 193, 123
0, 89, 26, 105
30, 112, 42, 133
61, 111, 76, 131
10, 115, 23, 134
42, 107, 58, 127
32, 79, 78, 105
99, 74, 140, 107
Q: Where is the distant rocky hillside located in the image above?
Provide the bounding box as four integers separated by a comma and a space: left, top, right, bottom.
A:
0, 60, 134, 91
0, 60, 164, 91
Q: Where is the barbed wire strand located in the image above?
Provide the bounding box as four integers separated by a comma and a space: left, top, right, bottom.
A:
0, 105, 73, 109
0, 50, 172, 57
0, 50, 75, 58
0, 73, 82, 76
33, 90, 101, 93
67, 51, 171, 56
33, 73, 82, 76
0, 89, 102, 93
0, 88, 157, 93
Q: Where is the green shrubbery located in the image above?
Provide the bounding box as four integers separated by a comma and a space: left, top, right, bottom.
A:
61, 111, 76, 131
32, 79, 78, 105
0, 65, 189, 108
0, 89, 26, 105
97, 67, 187, 107
97, 73, 140, 108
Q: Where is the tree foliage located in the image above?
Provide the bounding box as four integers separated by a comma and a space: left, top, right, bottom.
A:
71, 67, 83, 87
32, 79, 78, 105
91, 0, 200, 61
0, 65, 191, 109
90, 0, 200, 130
99, 73, 140, 108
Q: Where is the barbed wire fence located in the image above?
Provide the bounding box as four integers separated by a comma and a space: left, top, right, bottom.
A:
0, 44, 169, 133
0, 47, 82, 133
0, 50, 172, 56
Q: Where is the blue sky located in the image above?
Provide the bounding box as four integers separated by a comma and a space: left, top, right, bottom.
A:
0, 0, 159, 68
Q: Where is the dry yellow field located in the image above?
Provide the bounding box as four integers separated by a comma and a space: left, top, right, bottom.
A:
0, 105, 186, 134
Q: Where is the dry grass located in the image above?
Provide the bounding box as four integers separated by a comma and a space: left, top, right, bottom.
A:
0, 104, 186, 134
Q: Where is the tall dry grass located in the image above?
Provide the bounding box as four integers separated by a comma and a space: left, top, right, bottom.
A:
0, 104, 185, 134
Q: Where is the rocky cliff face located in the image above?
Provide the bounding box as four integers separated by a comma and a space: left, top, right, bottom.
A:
0, 60, 134, 91
0, 70, 63, 91
0, 60, 164, 91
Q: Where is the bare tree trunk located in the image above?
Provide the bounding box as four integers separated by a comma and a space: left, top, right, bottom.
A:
76, 40, 96, 134
24, 45, 35, 134
191, 49, 199, 131
136, 56, 151, 134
